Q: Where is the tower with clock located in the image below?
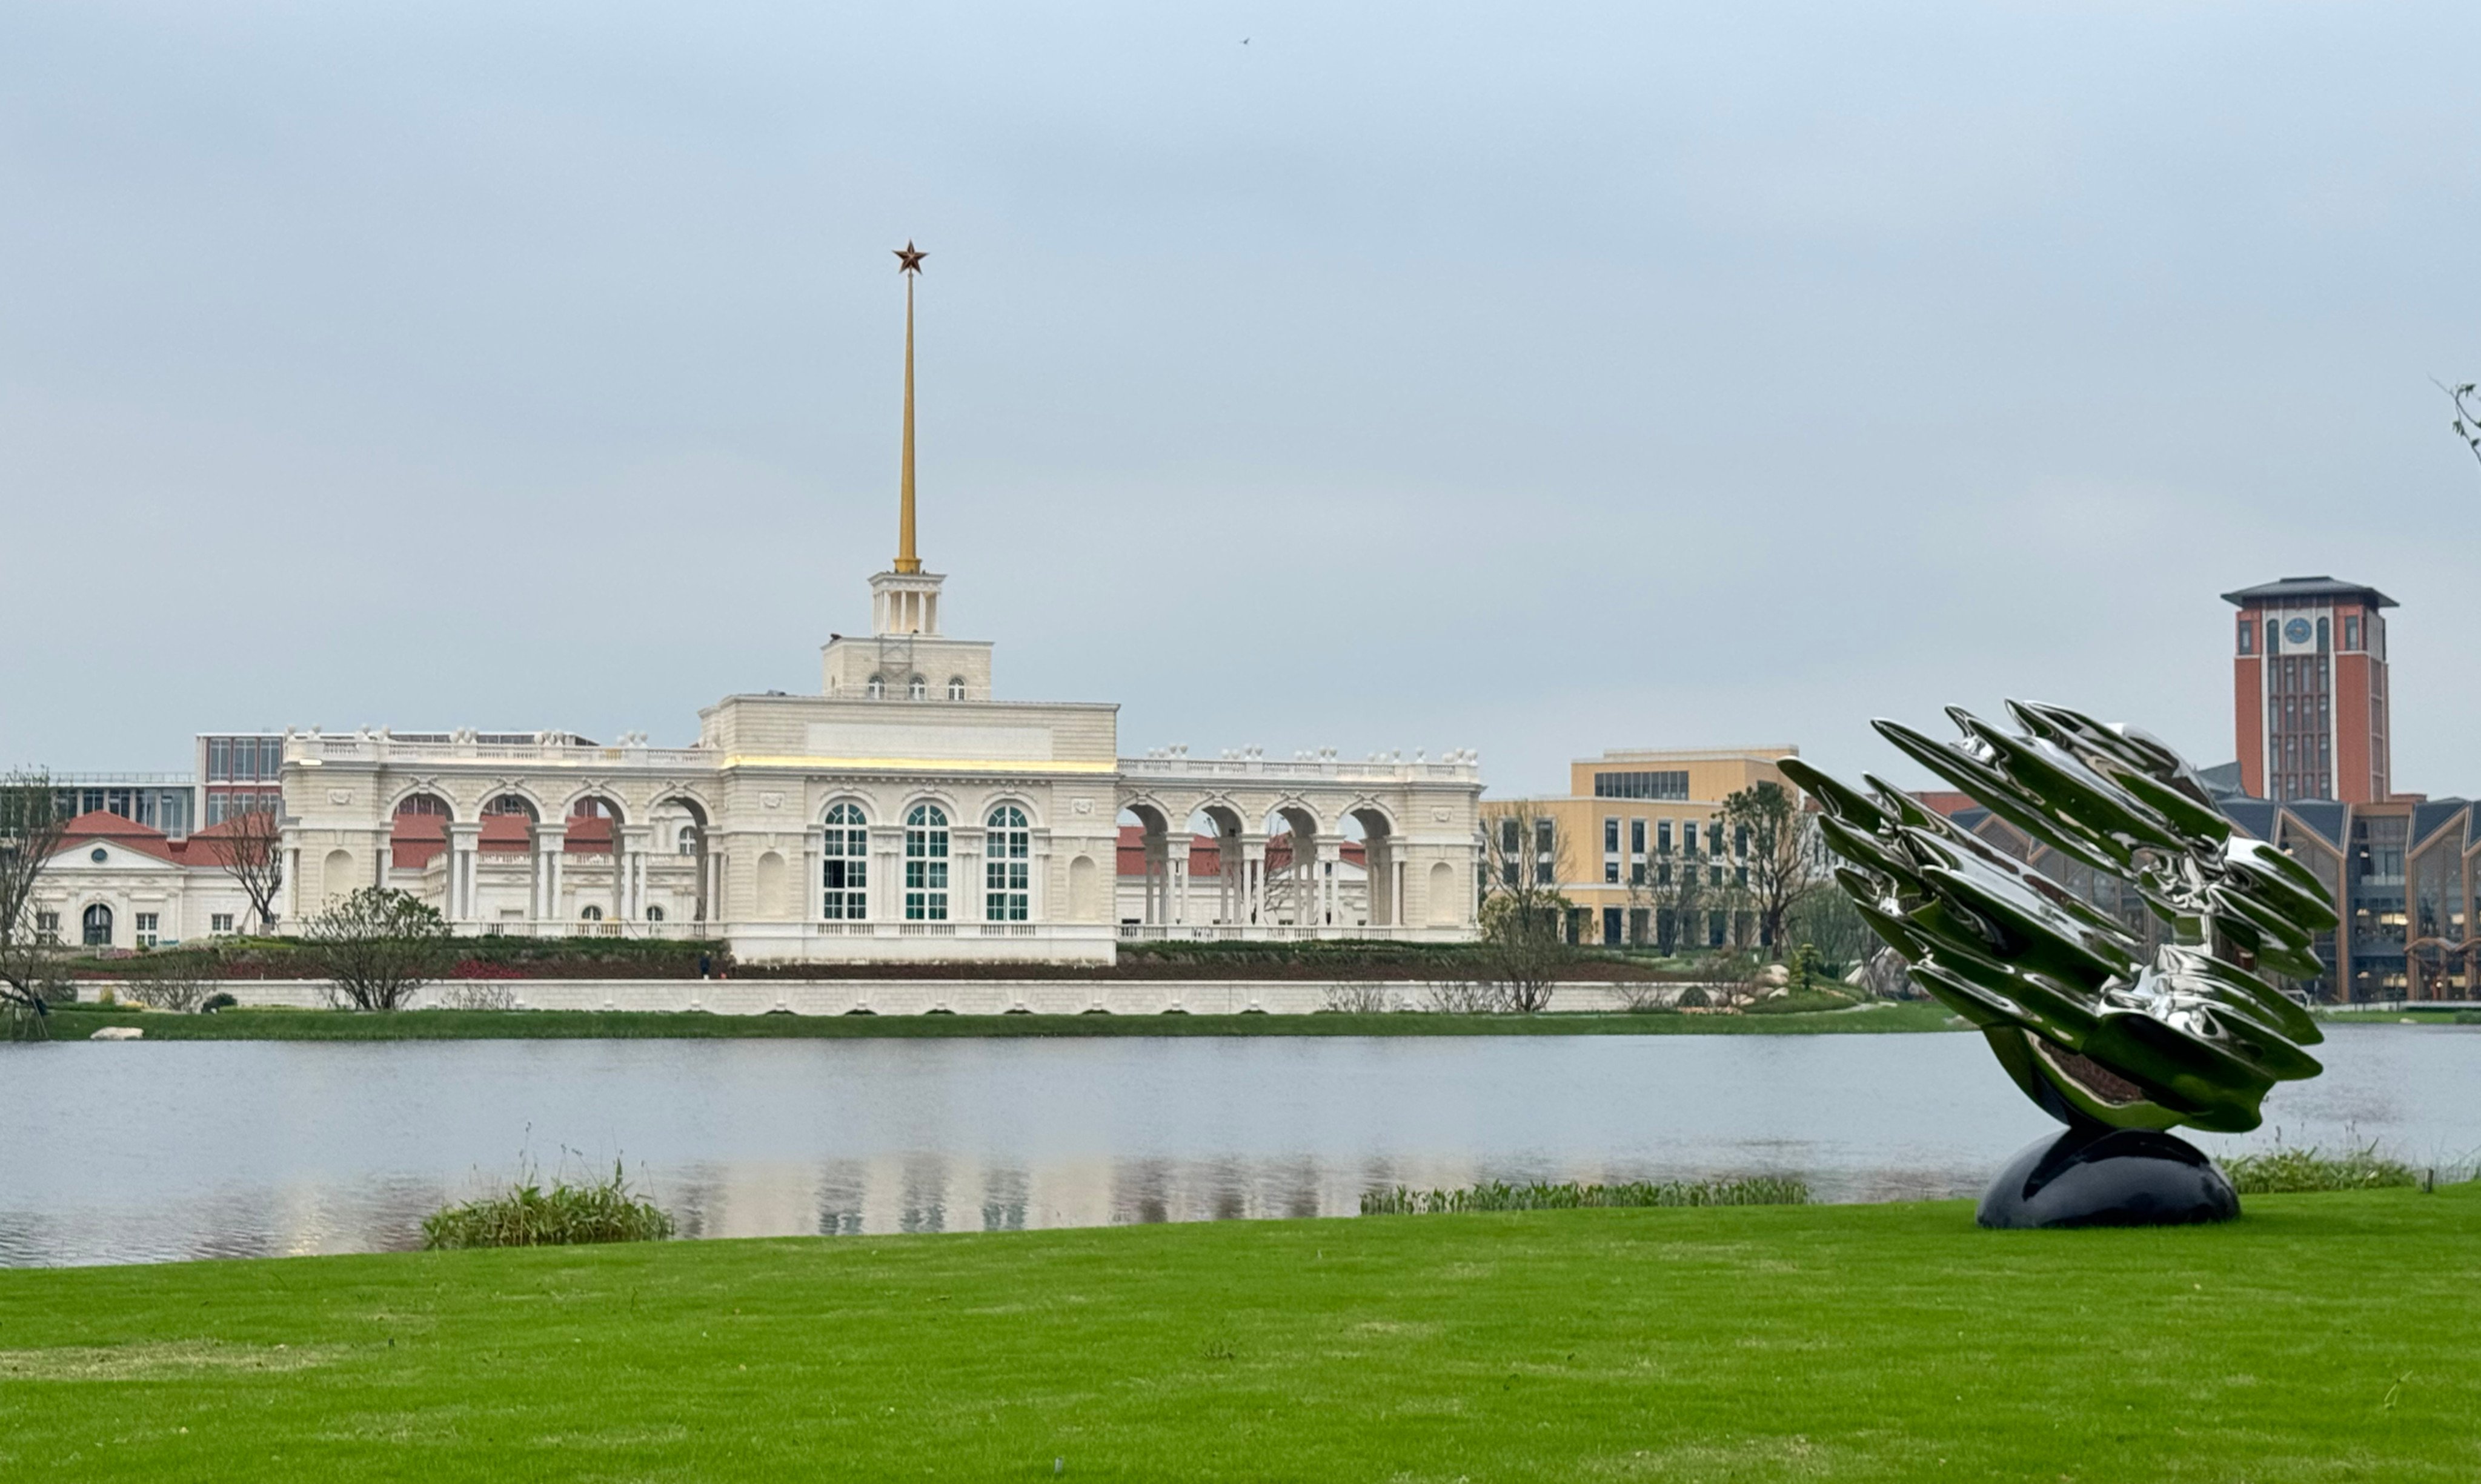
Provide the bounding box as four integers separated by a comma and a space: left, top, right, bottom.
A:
2222, 575, 2396, 804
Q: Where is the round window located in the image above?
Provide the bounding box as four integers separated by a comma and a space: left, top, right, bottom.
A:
89, 847, 107, 863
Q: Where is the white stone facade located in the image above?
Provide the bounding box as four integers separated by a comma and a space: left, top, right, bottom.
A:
271, 567, 1484, 964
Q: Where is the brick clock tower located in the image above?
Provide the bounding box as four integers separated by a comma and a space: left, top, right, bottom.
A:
2223, 576, 2396, 804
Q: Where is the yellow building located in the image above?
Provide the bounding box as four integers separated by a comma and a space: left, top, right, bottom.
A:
1484, 746, 1798, 950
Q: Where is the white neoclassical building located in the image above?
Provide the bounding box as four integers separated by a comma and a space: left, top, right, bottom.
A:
268, 254, 1484, 963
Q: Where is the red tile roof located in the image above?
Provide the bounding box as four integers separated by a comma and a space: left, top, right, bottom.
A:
1113, 826, 1366, 878
55, 811, 184, 864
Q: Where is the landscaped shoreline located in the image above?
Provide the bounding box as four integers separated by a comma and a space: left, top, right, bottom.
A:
1, 1186, 2471, 1479
34, 1001, 1961, 1040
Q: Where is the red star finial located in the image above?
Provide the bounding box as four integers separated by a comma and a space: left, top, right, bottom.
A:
894, 241, 926, 275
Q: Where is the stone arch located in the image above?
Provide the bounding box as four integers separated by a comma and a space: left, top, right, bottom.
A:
1185, 801, 1247, 926
1264, 803, 1324, 929
1118, 800, 1175, 927
564, 793, 625, 861
389, 791, 455, 875
1343, 803, 1398, 929
480, 790, 542, 824
650, 795, 712, 922
563, 791, 626, 825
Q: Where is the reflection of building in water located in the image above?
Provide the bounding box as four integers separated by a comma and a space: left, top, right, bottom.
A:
255, 258, 1485, 966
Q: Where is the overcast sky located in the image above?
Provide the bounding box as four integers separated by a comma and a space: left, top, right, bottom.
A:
7, 1, 2480, 796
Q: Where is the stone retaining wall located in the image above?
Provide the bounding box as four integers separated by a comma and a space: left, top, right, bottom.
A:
189, 979, 1702, 1016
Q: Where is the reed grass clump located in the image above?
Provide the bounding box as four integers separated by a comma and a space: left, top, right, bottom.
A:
1361, 1176, 1808, 1216
422, 1162, 675, 1250
2221, 1144, 2423, 1194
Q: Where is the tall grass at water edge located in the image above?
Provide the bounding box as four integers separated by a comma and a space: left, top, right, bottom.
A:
2220, 1143, 2439, 1194
422, 1161, 676, 1250
1362, 1176, 1809, 1216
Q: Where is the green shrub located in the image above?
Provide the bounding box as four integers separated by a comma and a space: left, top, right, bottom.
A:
2222, 1144, 2422, 1194
1361, 1176, 1809, 1215
422, 1162, 675, 1250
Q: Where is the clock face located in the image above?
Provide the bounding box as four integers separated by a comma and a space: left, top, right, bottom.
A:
2283, 617, 2313, 646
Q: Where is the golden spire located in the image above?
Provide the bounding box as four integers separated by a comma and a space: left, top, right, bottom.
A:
892, 240, 926, 574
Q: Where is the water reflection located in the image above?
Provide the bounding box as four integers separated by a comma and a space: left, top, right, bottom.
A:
1, 1027, 2472, 1268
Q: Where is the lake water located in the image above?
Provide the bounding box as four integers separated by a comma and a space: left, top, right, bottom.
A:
4, 1025, 2474, 1268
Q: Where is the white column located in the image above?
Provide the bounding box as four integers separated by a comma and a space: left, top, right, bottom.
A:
535, 823, 568, 926
1030, 834, 1051, 924
956, 826, 985, 923
620, 826, 652, 924
1312, 837, 1335, 929
1240, 834, 1266, 925
1168, 835, 1191, 926
804, 826, 825, 924
448, 823, 480, 923
871, 826, 903, 922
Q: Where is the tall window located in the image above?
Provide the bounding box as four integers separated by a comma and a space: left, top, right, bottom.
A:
905, 803, 949, 919
82, 904, 113, 947
908, 675, 928, 701
947, 677, 967, 701
986, 804, 1030, 921
823, 803, 868, 919
867, 676, 885, 700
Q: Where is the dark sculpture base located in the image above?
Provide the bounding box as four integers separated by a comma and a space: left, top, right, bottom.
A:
1976, 1125, 2239, 1230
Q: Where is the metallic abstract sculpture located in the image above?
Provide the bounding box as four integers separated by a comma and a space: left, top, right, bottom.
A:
1779, 701, 2334, 1228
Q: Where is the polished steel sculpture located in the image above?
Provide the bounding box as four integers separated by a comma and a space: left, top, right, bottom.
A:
1779, 701, 2334, 1228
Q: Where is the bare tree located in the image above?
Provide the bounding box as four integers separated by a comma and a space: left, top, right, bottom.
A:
2440, 378, 2481, 470
1718, 780, 1821, 957
0, 770, 68, 1036
1629, 823, 1707, 957
305, 887, 453, 1012
1476, 806, 1573, 1012
208, 802, 286, 933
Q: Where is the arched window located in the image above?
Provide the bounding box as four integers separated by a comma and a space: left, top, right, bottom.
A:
907, 674, 928, 701
646, 904, 665, 923
904, 803, 949, 920
581, 904, 603, 922
482, 794, 536, 820
866, 676, 885, 700
823, 803, 869, 919
985, 804, 1030, 921
82, 903, 113, 947
946, 677, 967, 701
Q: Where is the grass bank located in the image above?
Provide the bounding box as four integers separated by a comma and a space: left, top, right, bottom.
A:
2, 1187, 2475, 1480
35, 1002, 1958, 1041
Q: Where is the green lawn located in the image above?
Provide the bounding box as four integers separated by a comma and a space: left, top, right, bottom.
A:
36, 1002, 1960, 1041
4, 1187, 2476, 1481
